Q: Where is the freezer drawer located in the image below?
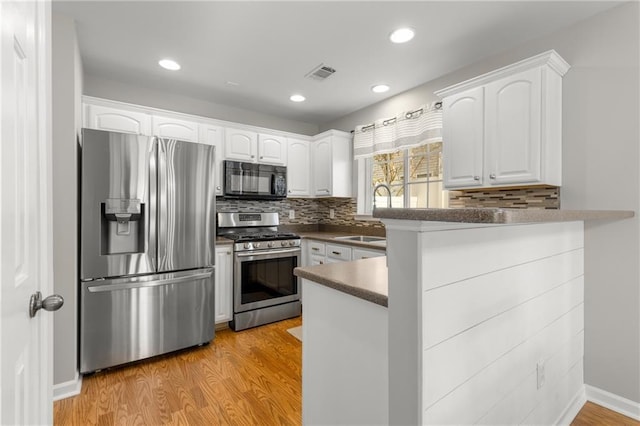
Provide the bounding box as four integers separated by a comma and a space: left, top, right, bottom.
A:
80, 268, 215, 373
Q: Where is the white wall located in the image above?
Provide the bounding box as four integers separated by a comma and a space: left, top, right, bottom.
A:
83, 74, 320, 136
324, 2, 640, 405
52, 13, 83, 389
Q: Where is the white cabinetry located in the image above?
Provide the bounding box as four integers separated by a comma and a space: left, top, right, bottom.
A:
152, 115, 199, 142
312, 130, 352, 197
287, 138, 311, 197
224, 127, 257, 162
303, 239, 385, 266
215, 245, 233, 324
258, 133, 287, 165
436, 50, 569, 189
225, 128, 287, 165
84, 104, 151, 135
200, 124, 225, 195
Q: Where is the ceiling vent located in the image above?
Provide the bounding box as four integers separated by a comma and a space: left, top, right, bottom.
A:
305, 63, 336, 81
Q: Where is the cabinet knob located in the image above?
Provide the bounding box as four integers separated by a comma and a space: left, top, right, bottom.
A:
288, 190, 292, 193
489, 174, 496, 179
473, 176, 480, 181
260, 156, 264, 159
251, 155, 255, 158
217, 186, 221, 190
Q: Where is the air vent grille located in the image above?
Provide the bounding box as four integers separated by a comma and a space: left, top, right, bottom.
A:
305, 63, 336, 81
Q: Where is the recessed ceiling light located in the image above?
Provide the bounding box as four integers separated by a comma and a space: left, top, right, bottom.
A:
371, 84, 390, 93
290, 94, 306, 102
389, 28, 415, 44
158, 59, 181, 71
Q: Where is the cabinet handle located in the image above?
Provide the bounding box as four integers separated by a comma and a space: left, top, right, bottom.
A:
489, 174, 496, 179
288, 190, 292, 193
332, 251, 341, 255
312, 247, 319, 251
473, 176, 480, 181
251, 155, 255, 158
319, 261, 324, 265
260, 156, 264, 159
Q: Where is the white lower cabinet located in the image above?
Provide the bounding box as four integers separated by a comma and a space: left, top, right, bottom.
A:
303, 239, 385, 265
352, 248, 386, 260
215, 245, 233, 324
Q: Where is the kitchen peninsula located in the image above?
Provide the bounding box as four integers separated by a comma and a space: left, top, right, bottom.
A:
294, 207, 634, 425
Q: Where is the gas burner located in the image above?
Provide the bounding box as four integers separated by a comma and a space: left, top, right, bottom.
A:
225, 232, 299, 242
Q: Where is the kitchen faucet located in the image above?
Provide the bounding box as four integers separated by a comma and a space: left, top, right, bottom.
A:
373, 183, 392, 209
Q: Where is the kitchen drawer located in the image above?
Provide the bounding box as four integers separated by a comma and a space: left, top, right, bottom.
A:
308, 241, 326, 256
326, 244, 352, 261
352, 248, 385, 260
310, 254, 326, 266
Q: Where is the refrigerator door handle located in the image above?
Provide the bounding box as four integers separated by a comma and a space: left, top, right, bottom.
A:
148, 138, 158, 271
87, 269, 213, 293
157, 138, 168, 270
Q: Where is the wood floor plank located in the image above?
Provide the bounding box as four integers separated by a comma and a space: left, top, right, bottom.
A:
55, 317, 632, 425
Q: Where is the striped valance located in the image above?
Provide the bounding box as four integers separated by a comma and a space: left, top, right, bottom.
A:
353, 102, 443, 159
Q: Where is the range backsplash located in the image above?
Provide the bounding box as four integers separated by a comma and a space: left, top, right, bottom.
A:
448, 185, 560, 209
216, 197, 384, 229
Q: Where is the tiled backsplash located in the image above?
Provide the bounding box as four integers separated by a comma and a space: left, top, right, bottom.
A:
216, 197, 384, 229
448, 185, 560, 209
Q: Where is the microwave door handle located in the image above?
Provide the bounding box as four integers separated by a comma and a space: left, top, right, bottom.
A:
271, 174, 276, 195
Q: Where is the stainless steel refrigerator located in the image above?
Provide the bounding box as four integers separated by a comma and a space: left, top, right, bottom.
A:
79, 128, 216, 373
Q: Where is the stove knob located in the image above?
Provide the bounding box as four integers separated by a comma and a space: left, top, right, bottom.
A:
254, 242, 261, 248
268, 242, 274, 248
244, 243, 251, 249
281, 240, 289, 247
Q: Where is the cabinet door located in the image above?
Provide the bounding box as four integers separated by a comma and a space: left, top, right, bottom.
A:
152, 115, 199, 142
313, 137, 332, 196
200, 125, 224, 195
225, 127, 257, 162
442, 86, 484, 188
85, 104, 151, 135
352, 248, 385, 260
287, 138, 311, 196
215, 246, 233, 324
485, 67, 542, 185
258, 133, 287, 165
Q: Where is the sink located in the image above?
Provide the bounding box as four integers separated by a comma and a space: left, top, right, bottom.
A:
333, 235, 386, 243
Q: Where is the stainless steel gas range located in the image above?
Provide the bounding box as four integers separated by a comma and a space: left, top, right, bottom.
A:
217, 212, 301, 331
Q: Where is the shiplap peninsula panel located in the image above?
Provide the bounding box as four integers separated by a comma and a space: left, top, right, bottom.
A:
382, 219, 585, 425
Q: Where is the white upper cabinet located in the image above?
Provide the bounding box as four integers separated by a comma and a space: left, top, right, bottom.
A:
287, 138, 311, 197
199, 124, 224, 195
441, 86, 485, 188
436, 50, 569, 189
224, 127, 258, 162
312, 130, 352, 197
152, 115, 199, 142
258, 133, 287, 165
225, 128, 287, 165
84, 104, 151, 135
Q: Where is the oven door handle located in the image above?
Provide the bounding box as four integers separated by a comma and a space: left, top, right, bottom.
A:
235, 248, 301, 258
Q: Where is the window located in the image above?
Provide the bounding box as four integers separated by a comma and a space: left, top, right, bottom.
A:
357, 142, 447, 215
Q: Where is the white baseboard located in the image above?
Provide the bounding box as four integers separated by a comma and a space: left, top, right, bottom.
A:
585, 384, 640, 421
556, 385, 587, 426
53, 373, 83, 401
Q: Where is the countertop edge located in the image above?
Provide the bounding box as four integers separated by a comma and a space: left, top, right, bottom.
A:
373, 208, 635, 224
294, 259, 388, 307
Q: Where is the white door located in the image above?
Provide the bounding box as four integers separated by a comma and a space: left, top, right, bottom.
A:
313, 137, 332, 196
257, 133, 286, 165
1, 1, 54, 424
485, 67, 542, 185
224, 127, 257, 162
442, 86, 485, 188
287, 138, 311, 196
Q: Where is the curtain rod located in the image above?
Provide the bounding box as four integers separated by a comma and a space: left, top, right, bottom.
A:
350, 101, 442, 134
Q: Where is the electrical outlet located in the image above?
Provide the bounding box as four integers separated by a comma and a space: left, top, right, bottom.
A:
329, 209, 335, 219
537, 360, 546, 389
289, 209, 295, 219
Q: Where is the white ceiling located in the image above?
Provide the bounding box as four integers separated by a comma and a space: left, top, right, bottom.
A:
53, 1, 621, 125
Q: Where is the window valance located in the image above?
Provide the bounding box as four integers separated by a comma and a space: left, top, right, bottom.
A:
353, 101, 443, 159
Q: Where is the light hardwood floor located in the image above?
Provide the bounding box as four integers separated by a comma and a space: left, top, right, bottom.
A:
55, 317, 638, 425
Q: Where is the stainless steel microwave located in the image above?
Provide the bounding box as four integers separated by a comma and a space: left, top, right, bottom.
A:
223, 160, 287, 200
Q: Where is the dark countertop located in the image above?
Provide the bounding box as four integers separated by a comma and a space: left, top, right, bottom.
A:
298, 232, 386, 251
294, 257, 388, 307
215, 237, 234, 245
373, 207, 634, 224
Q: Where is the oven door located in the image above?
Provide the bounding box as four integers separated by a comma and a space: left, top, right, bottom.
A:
234, 247, 301, 313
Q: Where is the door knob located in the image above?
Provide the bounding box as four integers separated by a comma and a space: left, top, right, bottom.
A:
29, 291, 64, 318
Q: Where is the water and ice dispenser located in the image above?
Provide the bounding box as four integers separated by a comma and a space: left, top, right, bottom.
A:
101, 198, 144, 255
